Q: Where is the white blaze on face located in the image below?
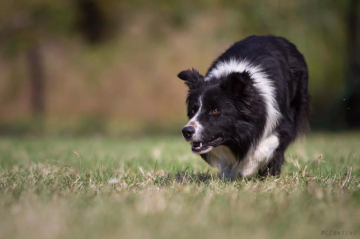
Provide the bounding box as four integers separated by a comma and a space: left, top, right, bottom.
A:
184, 96, 204, 142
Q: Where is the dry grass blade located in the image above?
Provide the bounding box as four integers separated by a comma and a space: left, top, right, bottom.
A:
341, 166, 352, 189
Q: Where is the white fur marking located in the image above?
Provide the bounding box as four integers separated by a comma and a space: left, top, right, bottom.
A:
184, 96, 203, 142
206, 135, 279, 178
208, 146, 237, 167
205, 58, 281, 140
207, 146, 238, 178
238, 134, 279, 177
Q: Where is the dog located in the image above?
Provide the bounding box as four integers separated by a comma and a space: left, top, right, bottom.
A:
178, 35, 310, 178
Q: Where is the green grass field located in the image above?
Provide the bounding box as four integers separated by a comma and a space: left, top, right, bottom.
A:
0, 133, 359, 239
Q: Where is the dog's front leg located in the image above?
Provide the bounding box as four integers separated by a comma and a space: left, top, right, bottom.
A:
238, 134, 279, 177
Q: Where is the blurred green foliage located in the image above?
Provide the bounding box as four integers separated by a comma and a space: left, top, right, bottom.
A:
0, 0, 358, 134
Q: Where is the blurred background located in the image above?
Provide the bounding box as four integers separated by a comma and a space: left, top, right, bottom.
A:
0, 0, 359, 136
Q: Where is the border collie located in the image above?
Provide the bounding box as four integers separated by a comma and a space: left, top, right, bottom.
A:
178, 35, 310, 178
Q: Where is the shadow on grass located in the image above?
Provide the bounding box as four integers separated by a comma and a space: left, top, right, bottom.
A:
174, 169, 216, 184
172, 168, 276, 184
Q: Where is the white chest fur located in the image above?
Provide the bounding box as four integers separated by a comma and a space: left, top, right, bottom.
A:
206, 134, 280, 178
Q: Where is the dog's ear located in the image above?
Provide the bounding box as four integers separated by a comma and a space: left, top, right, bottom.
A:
177, 68, 204, 90
220, 72, 250, 96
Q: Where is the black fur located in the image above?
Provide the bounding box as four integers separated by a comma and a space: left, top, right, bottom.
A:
178, 35, 310, 176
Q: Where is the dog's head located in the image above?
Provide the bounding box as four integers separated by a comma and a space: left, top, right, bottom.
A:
178, 68, 266, 155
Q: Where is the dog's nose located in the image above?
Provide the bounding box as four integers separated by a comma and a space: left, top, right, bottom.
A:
182, 126, 195, 140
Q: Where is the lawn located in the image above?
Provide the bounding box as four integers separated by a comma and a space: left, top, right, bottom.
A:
0, 133, 359, 239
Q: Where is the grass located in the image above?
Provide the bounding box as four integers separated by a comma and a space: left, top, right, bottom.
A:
0, 132, 359, 239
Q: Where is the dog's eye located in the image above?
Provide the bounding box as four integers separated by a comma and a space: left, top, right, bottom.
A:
191, 109, 196, 114
210, 108, 220, 115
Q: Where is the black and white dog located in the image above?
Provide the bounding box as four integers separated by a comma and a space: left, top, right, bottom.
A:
178, 35, 310, 178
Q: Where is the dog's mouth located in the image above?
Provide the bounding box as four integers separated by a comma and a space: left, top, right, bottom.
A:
190, 135, 223, 154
